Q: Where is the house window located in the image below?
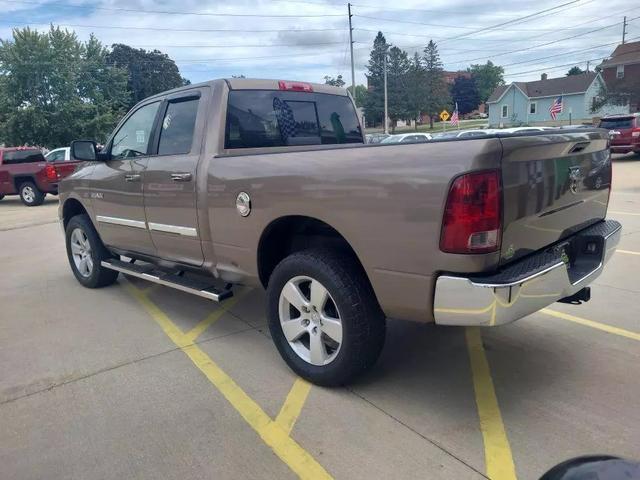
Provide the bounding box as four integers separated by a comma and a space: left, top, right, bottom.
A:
501, 105, 509, 118
529, 102, 537, 114
616, 64, 624, 79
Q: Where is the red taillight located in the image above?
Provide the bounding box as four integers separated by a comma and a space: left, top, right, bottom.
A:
278, 80, 313, 92
44, 163, 58, 180
440, 170, 501, 254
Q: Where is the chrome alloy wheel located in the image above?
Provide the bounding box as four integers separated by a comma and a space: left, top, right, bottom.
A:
70, 228, 93, 277
22, 185, 35, 203
278, 275, 343, 366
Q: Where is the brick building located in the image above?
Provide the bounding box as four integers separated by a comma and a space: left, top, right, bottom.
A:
599, 40, 640, 113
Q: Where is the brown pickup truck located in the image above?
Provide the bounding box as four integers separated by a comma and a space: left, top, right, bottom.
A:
59, 78, 621, 386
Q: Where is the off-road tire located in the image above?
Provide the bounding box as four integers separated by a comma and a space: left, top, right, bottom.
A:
19, 181, 45, 206
65, 214, 119, 288
267, 248, 386, 386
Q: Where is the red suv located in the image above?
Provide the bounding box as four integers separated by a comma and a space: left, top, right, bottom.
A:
599, 113, 640, 155
0, 147, 73, 206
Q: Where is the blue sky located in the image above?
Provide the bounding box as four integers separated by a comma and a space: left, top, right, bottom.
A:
0, 0, 636, 85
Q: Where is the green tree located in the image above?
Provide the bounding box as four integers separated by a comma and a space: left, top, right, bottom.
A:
0, 26, 129, 147
405, 52, 426, 130
107, 44, 189, 109
364, 32, 389, 126
566, 66, 584, 76
324, 74, 345, 87
386, 46, 411, 132
469, 60, 505, 104
450, 76, 480, 115
347, 84, 368, 107
423, 40, 451, 129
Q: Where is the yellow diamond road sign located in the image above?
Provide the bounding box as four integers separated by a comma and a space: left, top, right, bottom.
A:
440, 110, 450, 122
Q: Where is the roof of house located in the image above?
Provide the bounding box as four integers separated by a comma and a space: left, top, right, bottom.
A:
487, 72, 598, 103
601, 41, 640, 68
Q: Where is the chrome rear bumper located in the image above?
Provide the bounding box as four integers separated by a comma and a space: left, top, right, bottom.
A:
433, 220, 621, 327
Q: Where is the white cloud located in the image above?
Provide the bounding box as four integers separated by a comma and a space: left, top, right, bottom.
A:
0, 0, 633, 84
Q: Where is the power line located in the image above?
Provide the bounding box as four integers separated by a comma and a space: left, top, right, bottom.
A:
126, 42, 346, 48
1, 0, 344, 17
353, 0, 583, 36
0, 20, 346, 34
446, 17, 639, 65
504, 40, 640, 77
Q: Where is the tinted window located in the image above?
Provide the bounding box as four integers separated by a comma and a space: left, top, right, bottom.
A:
599, 118, 635, 129
158, 98, 199, 155
3, 150, 45, 164
225, 90, 362, 149
111, 101, 160, 159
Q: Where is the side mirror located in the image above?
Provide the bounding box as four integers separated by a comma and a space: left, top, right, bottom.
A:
70, 140, 98, 161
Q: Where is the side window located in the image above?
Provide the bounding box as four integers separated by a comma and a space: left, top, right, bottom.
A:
158, 98, 200, 155
111, 102, 160, 160
46, 150, 65, 162
501, 105, 509, 118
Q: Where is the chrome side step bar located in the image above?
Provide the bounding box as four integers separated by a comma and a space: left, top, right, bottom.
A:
101, 259, 233, 302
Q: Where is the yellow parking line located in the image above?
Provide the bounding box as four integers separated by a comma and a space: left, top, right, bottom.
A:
609, 210, 640, 216
184, 287, 251, 342
618, 249, 640, 256
465, 328, 517, 480
125, 284, 332, 480
275, 378, 313, 435
541, 309, 640, 341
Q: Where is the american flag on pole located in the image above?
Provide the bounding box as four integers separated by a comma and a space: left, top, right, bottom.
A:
450, 102, 459, 127
549, 96, 563, 120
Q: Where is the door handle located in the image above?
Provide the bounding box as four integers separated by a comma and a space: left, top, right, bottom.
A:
171, 173, 193, 182
124, 174, 141, 182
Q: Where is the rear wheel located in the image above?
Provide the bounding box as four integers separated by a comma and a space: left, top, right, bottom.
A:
0, 194, 4, 201
267, 248, 385, 386
19, 181, 45, 206
65, 214, 119, 288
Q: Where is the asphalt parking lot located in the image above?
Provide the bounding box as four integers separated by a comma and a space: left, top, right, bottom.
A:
1, 155, 639, 480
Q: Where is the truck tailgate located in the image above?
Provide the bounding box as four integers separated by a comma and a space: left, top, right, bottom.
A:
499, 130, 610, 265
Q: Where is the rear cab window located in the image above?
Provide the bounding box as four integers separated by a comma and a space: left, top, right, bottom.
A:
2, 150, 46, 165
225, 90, 362, 149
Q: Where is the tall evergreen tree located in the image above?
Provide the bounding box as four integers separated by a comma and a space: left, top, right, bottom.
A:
364, 32, 389, 126
406, 52, 426, 130
422, 40, 450, 129
386, 46, 410, 132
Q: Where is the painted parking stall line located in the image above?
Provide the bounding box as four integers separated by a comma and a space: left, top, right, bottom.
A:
124, 282, 332, 480
465, 327, 517, 480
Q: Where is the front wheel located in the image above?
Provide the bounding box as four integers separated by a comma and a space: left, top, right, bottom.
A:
19, 181, 45, 206
267, 249, 386, 386
65, 214, 119, 288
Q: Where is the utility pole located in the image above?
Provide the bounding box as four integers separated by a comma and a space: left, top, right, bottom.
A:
347, 3, 356, 96
622, 16, 627, 44
383, 54, 389, 134
586, 61, 590, 72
